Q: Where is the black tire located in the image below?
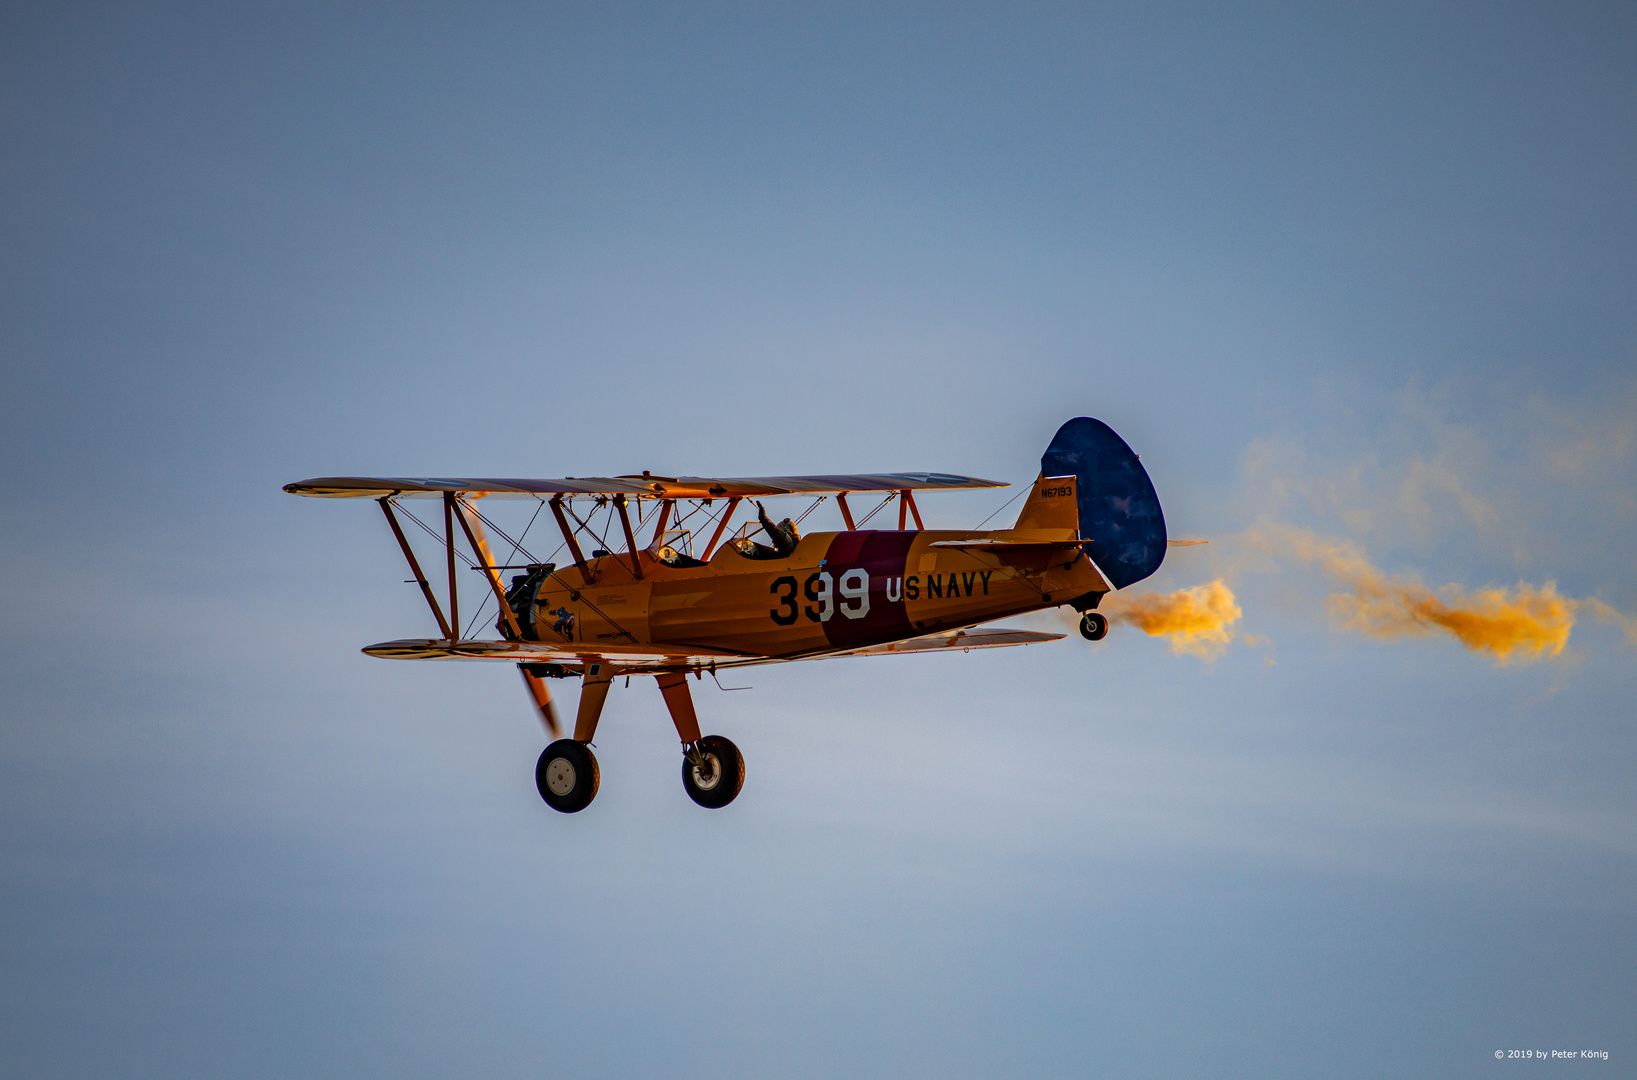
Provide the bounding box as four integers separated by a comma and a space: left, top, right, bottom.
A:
681, 735, 745, 809
536, 739, 600, 813
1079, 611, 1108, 641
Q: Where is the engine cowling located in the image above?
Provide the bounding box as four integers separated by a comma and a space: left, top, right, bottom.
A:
500, 563, 555, 641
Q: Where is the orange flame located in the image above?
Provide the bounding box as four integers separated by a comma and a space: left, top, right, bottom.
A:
1104, 579, 1242, 660
1257, 525, 1583, 665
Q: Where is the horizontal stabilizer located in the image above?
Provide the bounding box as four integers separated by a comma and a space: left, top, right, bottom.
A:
929, 536, 1078, 551
927, 524, 1101, 581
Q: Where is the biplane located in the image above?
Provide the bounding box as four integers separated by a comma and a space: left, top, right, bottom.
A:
285, 416, 1169, 813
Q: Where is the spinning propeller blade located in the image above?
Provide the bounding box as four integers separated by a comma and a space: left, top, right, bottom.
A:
520, 668, 562, 738
460, 498, 560, 737
457, 498, 499, 568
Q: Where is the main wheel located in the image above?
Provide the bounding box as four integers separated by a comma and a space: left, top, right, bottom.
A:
536, 739, 600, 813
1079, 611, 1109, 641
681, 735, 745, 809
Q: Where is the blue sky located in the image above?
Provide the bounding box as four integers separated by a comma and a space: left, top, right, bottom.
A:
2, 3, 1634, 1077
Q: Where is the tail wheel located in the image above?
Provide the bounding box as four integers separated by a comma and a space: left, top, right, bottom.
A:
536, 739, 600, 813
1079, 611, 1109, 641
682, 735, 745, 809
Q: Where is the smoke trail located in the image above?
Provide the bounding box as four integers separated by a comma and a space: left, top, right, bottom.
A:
1103, 579, 1242, 660
1250, 525, 1585, 665
1584, 599, 1637, 648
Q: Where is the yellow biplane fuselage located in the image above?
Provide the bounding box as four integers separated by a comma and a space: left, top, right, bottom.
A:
535, 525, 1104, 659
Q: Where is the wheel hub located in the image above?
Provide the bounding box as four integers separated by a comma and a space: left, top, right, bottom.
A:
544, 757, 577, 796
691, 753, 721, 791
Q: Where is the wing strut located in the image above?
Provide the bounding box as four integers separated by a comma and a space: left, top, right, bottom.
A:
442, 493, 460, 639
900, 489, 924, 530
378, 498, 453, 640
649, 499, 672, 547
549, 495, 594, 585
837, 493, 857, 531
701, 496, 740, 559
614, 495, 643, 580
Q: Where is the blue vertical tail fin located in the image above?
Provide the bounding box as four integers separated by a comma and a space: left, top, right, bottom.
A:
1033, 416, 1166, 590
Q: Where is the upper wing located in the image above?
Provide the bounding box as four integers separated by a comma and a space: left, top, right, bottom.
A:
285, 472, 1006, 499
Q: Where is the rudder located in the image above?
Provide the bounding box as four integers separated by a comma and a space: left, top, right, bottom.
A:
1037, 416, 1166, 589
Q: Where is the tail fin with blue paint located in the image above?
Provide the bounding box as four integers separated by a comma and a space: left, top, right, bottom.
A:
1017, 416, 1167, 590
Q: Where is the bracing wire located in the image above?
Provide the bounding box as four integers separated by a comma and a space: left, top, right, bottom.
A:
466, 500, 542, 565
459, 496, 557, 639
792, 496, 826, 527
682, 497, 734, 556
854, 493, 895, 528
664, 499, 704, 543
973, 485, 1029, 530
514, 498, 544, 559
396, 504, 478, 567
585, 497, 606, 550
462, 589, 494, 639
562, 499, 600, 549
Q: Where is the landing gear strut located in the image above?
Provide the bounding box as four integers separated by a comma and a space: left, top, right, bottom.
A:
682, 735, 745, 809
658, 672, 745, 809
536, 739, 600, 813
1079, 611, 1108, 641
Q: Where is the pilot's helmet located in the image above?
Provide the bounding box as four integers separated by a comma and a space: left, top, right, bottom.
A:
656, 545, 680, 564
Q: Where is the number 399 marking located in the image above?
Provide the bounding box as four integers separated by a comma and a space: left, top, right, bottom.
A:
771, 570, 869, 626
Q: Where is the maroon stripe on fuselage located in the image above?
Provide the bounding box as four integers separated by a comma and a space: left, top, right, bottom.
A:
825, 530, 869, 567
819, 531, 917, 650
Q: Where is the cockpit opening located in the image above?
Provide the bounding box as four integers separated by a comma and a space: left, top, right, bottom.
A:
656, 545, 708, 568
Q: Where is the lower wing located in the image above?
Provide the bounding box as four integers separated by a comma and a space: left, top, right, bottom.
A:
361, 626, 1063, 673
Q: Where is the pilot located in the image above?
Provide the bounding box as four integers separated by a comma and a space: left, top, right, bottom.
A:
656, 545, 707, 568
731, 502, 800, 559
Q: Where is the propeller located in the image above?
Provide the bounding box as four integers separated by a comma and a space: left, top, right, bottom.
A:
456, 497, 563, 739
520, 667, 562, 738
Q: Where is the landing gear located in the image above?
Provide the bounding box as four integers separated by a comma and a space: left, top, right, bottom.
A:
1079, 611, 1108, 641
529, 670, 743, 814
536, 739, 600, 813
682, 735, 744, 809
